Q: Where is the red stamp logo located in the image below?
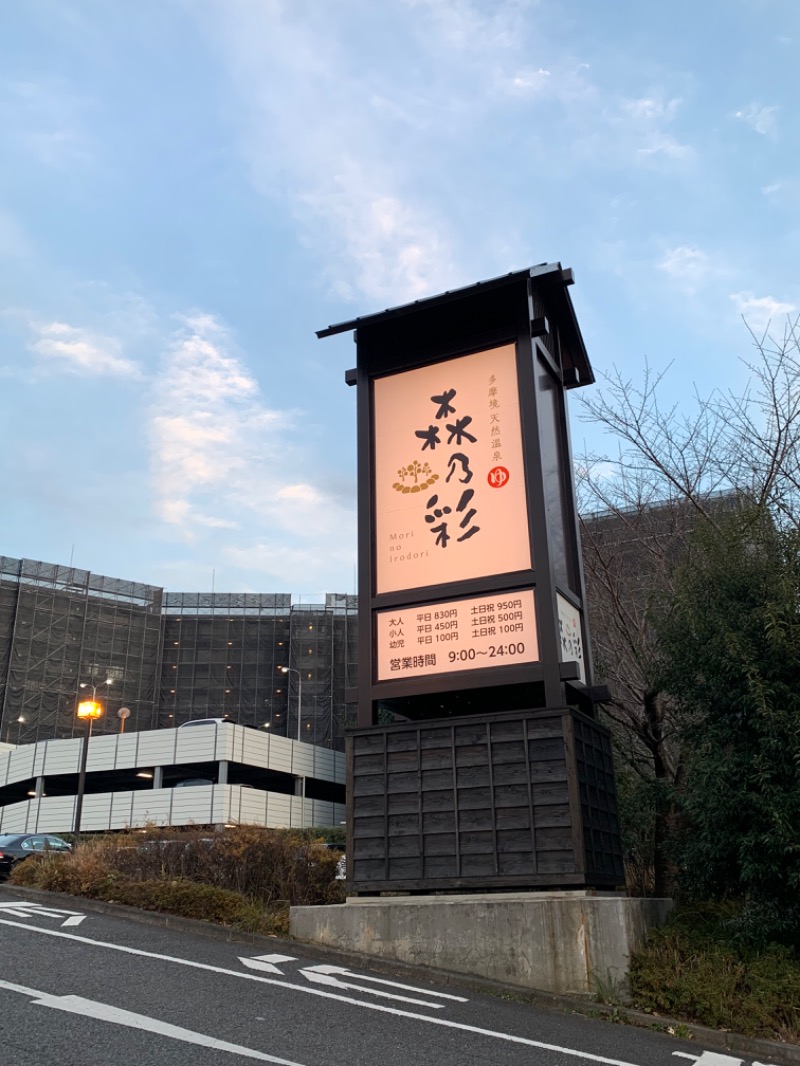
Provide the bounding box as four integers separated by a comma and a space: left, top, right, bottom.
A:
488, 466, 510, 488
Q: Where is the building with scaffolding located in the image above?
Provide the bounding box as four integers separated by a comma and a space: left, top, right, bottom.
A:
0, 555, 357, 752
0, 556, 163, 746
158, 592, 358, 748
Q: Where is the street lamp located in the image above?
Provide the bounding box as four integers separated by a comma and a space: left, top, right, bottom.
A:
279, 666, 302, 741
73, 679, 110, 835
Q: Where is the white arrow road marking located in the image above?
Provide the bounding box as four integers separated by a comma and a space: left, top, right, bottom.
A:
302, 964, 467, 1002
0, 917, 663, 1066
240, 954, 297, 974
0, 979, 305, 1065
300, 965, 447, 1008
673, 1053, 744, 1065
0, 901, 85, 927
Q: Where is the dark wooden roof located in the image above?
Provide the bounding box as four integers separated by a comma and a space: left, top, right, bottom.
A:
316, 263, 593, 386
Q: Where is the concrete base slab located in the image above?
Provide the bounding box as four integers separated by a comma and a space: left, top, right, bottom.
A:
290, 893, 673, 996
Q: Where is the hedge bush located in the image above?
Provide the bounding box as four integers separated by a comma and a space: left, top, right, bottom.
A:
630, 904, 800, 1040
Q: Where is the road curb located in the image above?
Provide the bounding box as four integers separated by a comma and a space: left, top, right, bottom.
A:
2, 883, 798, 1065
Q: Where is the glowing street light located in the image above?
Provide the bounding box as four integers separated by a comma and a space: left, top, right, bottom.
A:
73, 679, 110, 835
77, 700, 103, 721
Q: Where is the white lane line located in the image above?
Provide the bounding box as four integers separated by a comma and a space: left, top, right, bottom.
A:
0, 978, 305, 1065
672, 1055, 744, 1065
0, 902, 85, 926
300, 965, 446, 1008
0, 917, 646, 1066
301, 964, 468, 1001
241, 954, 297, 974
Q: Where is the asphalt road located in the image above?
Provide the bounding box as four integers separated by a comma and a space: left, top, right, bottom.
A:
0, 888, 779, 1066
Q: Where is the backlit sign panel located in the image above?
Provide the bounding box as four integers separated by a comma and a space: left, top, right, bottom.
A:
373, 344, 531, 595
557, 593, 586, 683
376, 589, 538, 681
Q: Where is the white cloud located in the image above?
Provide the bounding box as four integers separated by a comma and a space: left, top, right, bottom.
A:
535, 84, 693, 169
195, 0, 554, 305
196, 0, 709, 323
29, 320, 140, 376
401, 0, 528, 52
149, 313, 276, 531
277, 483, 324, 505
615, 95, 693, 163
190, 3, 461, 305
623, 96, 681, 122
636, 133, 692, 160
574, 458, 617, 482
198, 0, 694, 310
734, 103, 778, 137
729, 291, 797, 330
300, 166, 458, 303
222, 537, 355, 594
657, 245, 712, 289
510, 68, 551, 91
760, 178, 799, 203
148, 313, 356, 576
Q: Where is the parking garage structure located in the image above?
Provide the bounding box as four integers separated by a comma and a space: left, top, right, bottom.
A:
0, 722, 345, 834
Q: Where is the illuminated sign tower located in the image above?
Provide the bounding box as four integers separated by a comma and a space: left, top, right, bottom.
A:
319, 264, 623, 893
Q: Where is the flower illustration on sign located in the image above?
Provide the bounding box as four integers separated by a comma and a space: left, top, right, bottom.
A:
392, 459, 439, 493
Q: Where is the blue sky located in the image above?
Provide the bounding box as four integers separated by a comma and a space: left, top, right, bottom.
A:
1, 0, 797, 598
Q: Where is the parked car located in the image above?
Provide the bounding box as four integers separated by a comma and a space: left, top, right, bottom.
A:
177, 719, 260, 731
0, 833, 72, 879
178, 719, 231, 729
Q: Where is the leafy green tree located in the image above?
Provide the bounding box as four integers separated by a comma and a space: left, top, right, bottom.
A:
654, 507, 800, 946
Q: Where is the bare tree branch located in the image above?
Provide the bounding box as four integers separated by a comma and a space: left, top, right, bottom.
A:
575, 314, 800, 894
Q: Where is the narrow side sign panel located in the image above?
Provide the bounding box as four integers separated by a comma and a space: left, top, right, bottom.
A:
375, 589, 538, 681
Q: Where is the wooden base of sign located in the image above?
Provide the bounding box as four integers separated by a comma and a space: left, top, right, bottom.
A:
346, 707, 623, 894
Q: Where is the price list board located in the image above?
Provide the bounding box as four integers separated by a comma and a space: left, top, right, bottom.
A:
375, 589, 539, 682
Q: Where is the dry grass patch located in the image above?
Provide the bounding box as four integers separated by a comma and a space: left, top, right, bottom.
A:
10, 826, 345, 936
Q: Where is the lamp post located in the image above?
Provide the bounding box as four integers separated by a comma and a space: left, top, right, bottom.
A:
73, 680, 110, 835
279, 666, 302, 741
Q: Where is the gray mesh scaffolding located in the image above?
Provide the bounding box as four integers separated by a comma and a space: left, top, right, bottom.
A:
0, 556, 163, 745
0, 558, 357, 752
158, 593, 293, 732
285, 595, 358, 749
158, 592, 357, 750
